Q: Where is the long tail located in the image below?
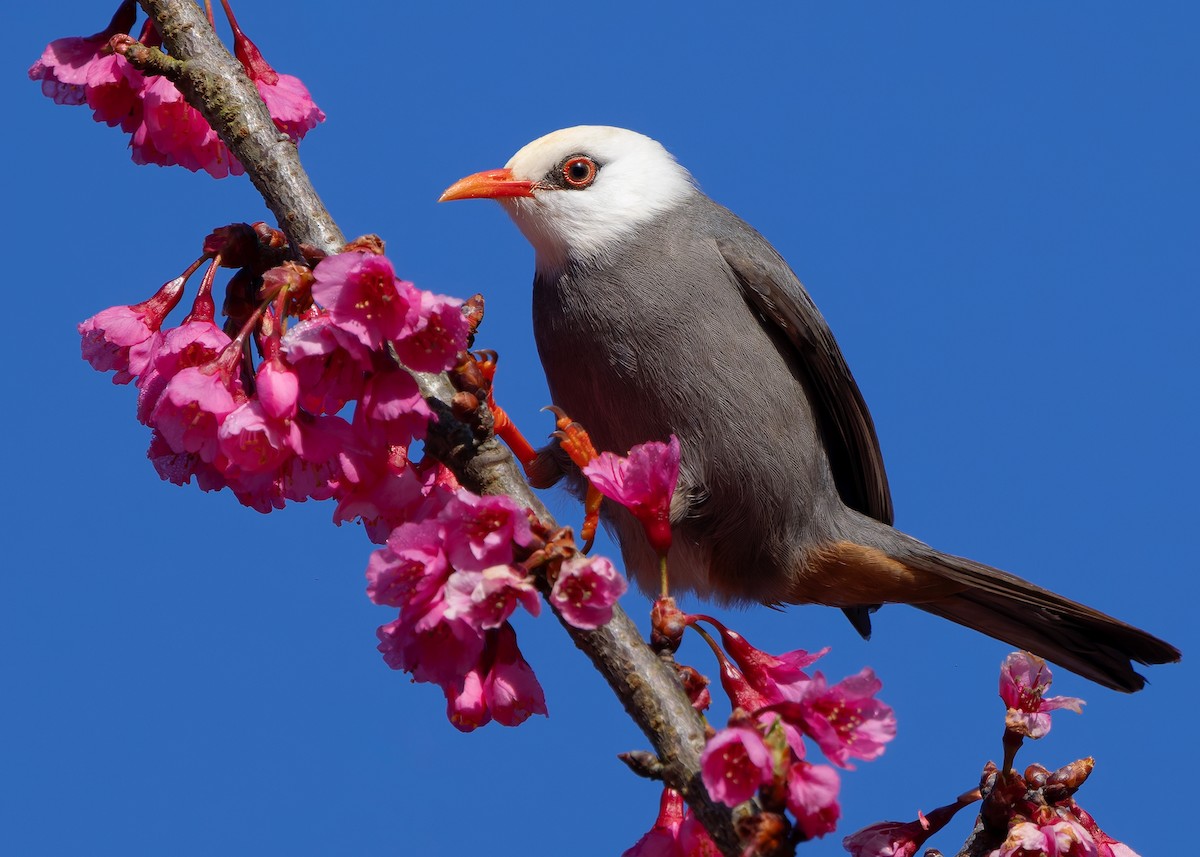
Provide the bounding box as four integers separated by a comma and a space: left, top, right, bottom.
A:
835, 516, 1181, 692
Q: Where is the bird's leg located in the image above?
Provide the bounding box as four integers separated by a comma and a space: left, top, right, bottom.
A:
578, 488, 602, 553
547, 405, 603, 552
466, 349, 540, 469
490, 403, 538, 470
546, 404, 599, 464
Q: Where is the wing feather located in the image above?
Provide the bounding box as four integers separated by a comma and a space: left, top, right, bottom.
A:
715, 231, 894, 526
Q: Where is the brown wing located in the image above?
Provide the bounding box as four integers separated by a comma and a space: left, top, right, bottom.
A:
715, 232, 894, 527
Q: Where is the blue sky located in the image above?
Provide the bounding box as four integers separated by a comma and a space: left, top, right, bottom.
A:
7, 3, 1197, 855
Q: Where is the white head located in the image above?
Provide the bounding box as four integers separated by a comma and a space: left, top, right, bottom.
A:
440, 126, 696, 271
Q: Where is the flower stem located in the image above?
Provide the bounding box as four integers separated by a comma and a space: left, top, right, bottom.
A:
1000, 728, 1023, 778
689, 622, 723, 660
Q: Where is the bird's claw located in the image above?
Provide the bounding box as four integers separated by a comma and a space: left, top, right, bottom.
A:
451, 348, 539, 468
472, 349, 499, 374
544, 406, 599, 469
542, 406, 603, 547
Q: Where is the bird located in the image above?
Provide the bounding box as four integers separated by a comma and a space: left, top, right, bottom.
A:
439, 125, 1179, 692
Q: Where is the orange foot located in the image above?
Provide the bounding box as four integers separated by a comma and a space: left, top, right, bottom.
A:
579, 485, 601, 553
546, 406, 603, 553
545, 405, 598, 467
471, 350, 538, 469
491, 401, 538, 470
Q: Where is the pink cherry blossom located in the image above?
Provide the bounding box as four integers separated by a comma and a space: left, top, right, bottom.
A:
439, 491, 534, 571
391, 290, 470, 373
624, 790, 721, 857
550, 554, 628, 629
280, 312, 371, 414
699, 726, 774, 807
34, 3, 322, 177
255, 74, 325, 141
842, 818, 930, 857
79, 235, 547, 730
217, 398, 299, 474
442, 565, 541, 631
310, 252, 419, 351
1102, 846, 1140, 857
222, 0, 324, 142
718, 625, 825, 702
278, 414, 352, 502
622, 788, 686, 857
583, 435, 681, 554
28, 0, 137, 105
376, 604, 485, 691
255, 355, 299, 420
128, 115, 173, 167
223, 467, 288, 514
366, 520, 448, 608
712, 647, 773, 715
997, 819, 1098, 857
153, 317, 232, 369
353, 368, 432, 448
373, 509, 545, 729
677, 813, 722, 857
369, 487, 545, 703
685, 619, 826, 759
139, 75, 244, 178
147, 429, 227, 492
150, 365, 243, 462
483, 623, 547, 727
79, 305, 155, 382
445, 664, 491, 733
1000, 652, 1084, 739
84, 51, 144, 131
776, 668, 896, 768
136, 318, 233, 422
133, 271, 229, 417
694, 615, 825, 706
79, 274, 186, 383
333, 443, 430, 543
786, 761, 841, 840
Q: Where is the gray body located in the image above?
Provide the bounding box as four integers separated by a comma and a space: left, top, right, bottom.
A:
535, 194, 847, 603
531, 190, 1178, 691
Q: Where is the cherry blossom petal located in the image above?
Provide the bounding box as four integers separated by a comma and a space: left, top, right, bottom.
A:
483, 624, 547, 727
551, 554, 627, 629
583, 435, 681, 553
786, 762, 841, 840
700, 726, 773, 807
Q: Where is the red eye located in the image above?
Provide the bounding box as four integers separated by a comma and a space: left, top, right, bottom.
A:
562, 156, 598, 188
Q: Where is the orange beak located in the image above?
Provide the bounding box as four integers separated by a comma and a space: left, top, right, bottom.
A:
438, 168, 536, 202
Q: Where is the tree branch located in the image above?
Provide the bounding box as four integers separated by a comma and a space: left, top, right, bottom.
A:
135, 1, 740, 852
138, 0, 343, 252
954, 818, 1003, 857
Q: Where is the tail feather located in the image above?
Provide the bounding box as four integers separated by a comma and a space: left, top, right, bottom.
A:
896, 541, 1180, 692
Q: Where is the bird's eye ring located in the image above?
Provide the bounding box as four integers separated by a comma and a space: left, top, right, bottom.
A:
562, 156, 598, 189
